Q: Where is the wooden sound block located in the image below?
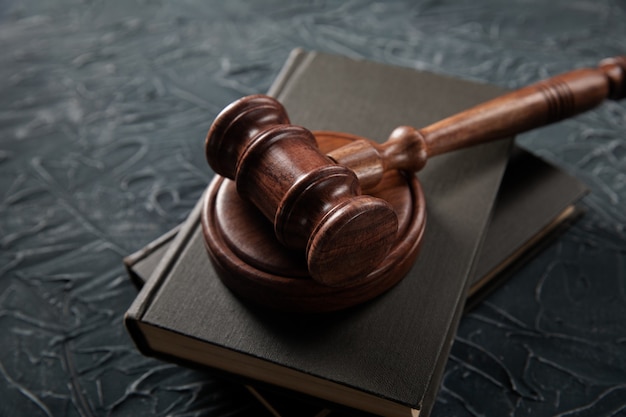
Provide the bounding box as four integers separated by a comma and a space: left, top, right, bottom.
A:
201, 132, 426, 312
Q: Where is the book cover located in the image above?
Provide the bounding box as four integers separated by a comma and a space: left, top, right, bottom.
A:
124, 49, 583, 416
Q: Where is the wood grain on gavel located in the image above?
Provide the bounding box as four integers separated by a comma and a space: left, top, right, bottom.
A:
205, 56, 626, 287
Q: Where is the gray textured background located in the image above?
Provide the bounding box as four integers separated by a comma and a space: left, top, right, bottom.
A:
1, 1, 625, 416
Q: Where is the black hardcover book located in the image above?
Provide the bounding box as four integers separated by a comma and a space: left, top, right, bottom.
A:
124, 50, 586, 417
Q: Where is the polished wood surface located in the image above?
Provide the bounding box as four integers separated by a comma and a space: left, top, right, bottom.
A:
328, 56, 626, 186
204, 56, 625, 288
206, 95, 398, 286
202, 132, 426, 312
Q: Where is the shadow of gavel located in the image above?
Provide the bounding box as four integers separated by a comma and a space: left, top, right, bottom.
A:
205, 56, 625, 288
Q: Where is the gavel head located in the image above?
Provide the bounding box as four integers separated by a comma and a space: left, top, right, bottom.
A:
205, 95, 399, 286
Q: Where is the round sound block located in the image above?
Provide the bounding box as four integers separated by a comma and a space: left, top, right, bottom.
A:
201, 131, 426, 312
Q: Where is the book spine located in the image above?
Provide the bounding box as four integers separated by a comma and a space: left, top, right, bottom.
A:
124, 198, 204, 355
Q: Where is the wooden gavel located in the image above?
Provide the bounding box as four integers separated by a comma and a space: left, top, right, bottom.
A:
205, 56, 626, 287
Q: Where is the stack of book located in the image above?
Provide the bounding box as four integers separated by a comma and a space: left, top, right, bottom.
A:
124, 50, 586, 417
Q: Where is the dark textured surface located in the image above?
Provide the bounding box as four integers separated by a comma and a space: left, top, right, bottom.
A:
0, 1, 624, 416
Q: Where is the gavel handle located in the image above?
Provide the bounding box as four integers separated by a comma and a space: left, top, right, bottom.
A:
328, 56, 626, 189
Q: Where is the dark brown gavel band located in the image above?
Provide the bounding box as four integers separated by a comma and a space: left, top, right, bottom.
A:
205, 56, 626, 287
